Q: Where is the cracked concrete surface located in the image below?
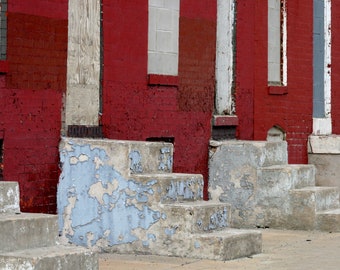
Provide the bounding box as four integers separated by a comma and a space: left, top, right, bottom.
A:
99, 229, 340, 270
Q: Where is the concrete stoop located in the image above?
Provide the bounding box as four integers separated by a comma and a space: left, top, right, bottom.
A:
0, 246, 97, 270
209, 140, 340, 232
57, 137, 262, 261
0, 182, 98, 270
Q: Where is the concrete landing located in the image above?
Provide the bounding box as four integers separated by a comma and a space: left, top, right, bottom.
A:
99, 229, 340, 270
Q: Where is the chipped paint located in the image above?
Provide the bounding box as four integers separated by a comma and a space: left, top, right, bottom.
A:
58, 141, 162, 248
158, 147, 173, 171
207, 207, 229, 230
129, 150, 143, 173
165, 179, 203, 201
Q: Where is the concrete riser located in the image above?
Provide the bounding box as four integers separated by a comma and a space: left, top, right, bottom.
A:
0, 246, 98, 270
163, 202, 231, 233
0, 213, 58, 253
258, 165, 315, 191
316, 209, 340, 232
165, 230, 262, 261
133, 173, 204, 204
60, 137, 174, 180
0, 182, 20, 213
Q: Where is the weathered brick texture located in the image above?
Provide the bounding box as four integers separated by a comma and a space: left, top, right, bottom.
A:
236, 0, 313, 164
0, 1, 67, 213
102, 0, 216, 198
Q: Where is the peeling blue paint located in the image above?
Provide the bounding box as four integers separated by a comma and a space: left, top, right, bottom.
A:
129, 150, 143, 173
165, 227, 177, 236
207, 207, 229, 231
158, 147, 173, 171
148, 234, 156, 242
165, 179, 203, 201
58, 143, 161, 247
194, 241, 201, 249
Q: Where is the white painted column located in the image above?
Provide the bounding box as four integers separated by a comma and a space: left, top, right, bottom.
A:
215, 0, 235, 115
65, 0, 101, 127
313, 0, 332, 135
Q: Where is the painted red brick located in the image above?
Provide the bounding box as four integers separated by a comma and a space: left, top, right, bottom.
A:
0, 1, 68, 213
236, 0, 313, 164
102, 0, 216, 198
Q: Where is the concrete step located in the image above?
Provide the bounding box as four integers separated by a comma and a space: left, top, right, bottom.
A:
0, 213, 58, 253
258, 164, 316, 190
209, 140, 288, 168
132, 173, 204, 203
0, 182, 20, 213
316, 208, 340, 232
60, 137, 174, 180
289, 187, 340, 230
162, 201, 231, 233
166, 228, 262, 261
0, 245, 98, 270
209, 140, 288, 208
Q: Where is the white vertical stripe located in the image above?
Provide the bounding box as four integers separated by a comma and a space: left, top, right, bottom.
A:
282, 0, 288, 86
313, 0, 332, 135
215, 0, 235, 115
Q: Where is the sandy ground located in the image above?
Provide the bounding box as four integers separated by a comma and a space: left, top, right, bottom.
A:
99, 229, 340, 270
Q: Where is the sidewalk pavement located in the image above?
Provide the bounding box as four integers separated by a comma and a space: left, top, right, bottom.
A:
99, 229, 340, 270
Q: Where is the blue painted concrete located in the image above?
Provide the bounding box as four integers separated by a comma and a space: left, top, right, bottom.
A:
58, 142, 162, 247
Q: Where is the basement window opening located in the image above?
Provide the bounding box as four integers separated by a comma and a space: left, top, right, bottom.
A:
0, 0, 6, 61
268, 0, 287, 86
0, 139, 3, 180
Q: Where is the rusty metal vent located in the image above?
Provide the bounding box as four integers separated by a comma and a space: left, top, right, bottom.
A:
67, 125, 103, 138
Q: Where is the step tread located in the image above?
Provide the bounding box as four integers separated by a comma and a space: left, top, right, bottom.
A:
0, 245, 93, 258
317, 208, 340, 214
133, 173, 203, 178
162, 201, 229, 207
197, 228, 261, 237
260, 164, 315, 170
187, 228, 262, 260
0, 212, 57, 220
292, 186, 339, 192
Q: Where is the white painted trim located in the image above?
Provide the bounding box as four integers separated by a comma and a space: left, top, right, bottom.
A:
215, 0, 235, 115
313, 117, 332, 136
282, 0, 287, 86
324, 0, 332, 118
313, 0, 332, 135
308, 135, 340, 154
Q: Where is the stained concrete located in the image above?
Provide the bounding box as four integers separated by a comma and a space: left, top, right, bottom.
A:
308, 135, 340, 200
208, 139, 340, 231
58, 137, 262, 260
99, 229, 340, 270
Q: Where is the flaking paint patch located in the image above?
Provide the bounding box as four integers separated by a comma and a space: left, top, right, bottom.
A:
88, 180, 118, 204
129, 150, 143, 173
159, 147, 173, 171
207, 207, 229, 230
58, 142, 162, 248
165, 178, 203, 201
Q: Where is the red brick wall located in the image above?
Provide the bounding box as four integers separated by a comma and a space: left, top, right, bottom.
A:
0, 1, 67, 213
102, 1, 216, 198
236, 0, 313, 164
331, 2, 340, 134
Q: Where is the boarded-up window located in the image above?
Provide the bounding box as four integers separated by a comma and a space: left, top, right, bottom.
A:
148, 0, 179, 76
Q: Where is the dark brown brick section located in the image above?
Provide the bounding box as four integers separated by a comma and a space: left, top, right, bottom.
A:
178, 17, 216, 113
6, 12, 67, 91
67, 125, 103, 138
